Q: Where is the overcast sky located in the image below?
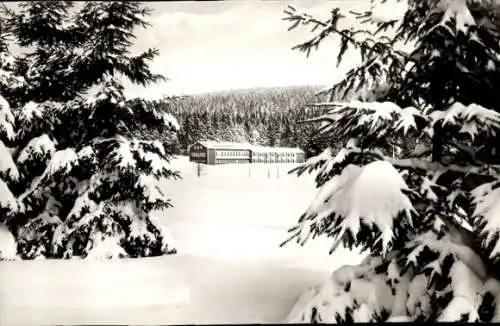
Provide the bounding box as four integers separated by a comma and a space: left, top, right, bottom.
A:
123, 0, 376, 98
7, 0, 406, 99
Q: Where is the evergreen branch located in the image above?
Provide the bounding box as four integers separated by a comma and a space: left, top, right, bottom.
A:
284, 6, 359, 46
449, 141, 488, 166
386, 157, 500, 180
283, 5, 400, 63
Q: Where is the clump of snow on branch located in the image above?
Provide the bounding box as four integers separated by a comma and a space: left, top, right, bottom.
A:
307, 101, 428, 144
0, 140, 19, 181
114, 137, 136, 169
430, 102, 500, 139
0, 223, 18, 260
0, 95, 15, 141
403, 231, 487, 281
18, 101, 46, 122
287, 229, 491, 322
43, 148, 79, 178
161, 112, 180, 131
287, 160, 414, 254
438, 261, 482, 322
17, 134, 56, 163
149, 214, 176, 252
16, 101, 58, 142
293, 146, 334, 177
136, 174, 166, 205
77, 145, 95, 161
472, 182, 500, 261
87, 74, 126, 107
19, 209, 63, 255
287, 256, 404, 323
0, 179, 17, 212
110, 137, 175, 176
309, 100, 500, 148
433, 0, 477, 35
85, 236, 127, 259
150, 107, 180, 131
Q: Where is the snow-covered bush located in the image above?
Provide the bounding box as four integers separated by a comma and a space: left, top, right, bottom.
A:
282, 0, 500, 322
0, 1, 179, 259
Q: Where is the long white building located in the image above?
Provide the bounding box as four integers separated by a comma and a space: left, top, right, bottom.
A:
189, 141, 305, 165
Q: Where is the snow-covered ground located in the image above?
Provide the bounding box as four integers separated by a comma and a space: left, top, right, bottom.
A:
0, 156, 363, 325
160, 156, 360, 268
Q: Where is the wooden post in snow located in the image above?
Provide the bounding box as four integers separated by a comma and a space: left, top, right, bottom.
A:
197, 163, 203, 178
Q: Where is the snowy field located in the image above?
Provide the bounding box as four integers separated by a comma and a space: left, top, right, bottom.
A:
0, 156, 363, 325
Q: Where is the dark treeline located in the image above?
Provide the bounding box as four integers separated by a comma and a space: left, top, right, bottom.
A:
152, 85, 329, 157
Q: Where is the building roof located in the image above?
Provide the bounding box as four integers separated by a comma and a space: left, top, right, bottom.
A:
198, 141, 254, 150
197, 141, 304, 153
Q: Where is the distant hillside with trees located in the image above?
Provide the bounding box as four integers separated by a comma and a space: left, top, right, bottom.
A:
153, 85, 329, 157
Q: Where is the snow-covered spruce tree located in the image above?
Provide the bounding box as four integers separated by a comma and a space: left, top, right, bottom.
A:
0, 23, 23, 260
2, 1, 179, 259
282, 0, 500, 322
